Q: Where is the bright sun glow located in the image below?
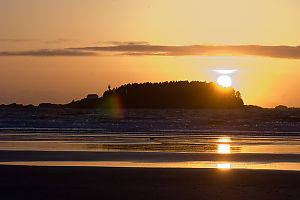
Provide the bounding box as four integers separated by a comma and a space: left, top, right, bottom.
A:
218, 137, 231, 143
217, 163, 231, 169
217, 75, 232, 87
217, 144, 231, 154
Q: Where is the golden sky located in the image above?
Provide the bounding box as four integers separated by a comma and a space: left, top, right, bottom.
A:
0, 0, 299, 107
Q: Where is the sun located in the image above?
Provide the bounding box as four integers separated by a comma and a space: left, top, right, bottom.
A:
216, 75, 232, 87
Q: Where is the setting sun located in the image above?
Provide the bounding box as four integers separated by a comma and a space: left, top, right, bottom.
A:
1, 1, 300, 199
217, 75, 233, 88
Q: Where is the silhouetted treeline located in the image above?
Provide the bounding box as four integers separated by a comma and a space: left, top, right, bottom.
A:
99, 81, 244, 109
1, 81, 251, 109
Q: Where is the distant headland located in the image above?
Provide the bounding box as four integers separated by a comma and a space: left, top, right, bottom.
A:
0, 81, 296, 110
67, 81, 244, 109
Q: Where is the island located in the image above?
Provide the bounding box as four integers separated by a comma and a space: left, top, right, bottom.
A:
66, 81, 244, 109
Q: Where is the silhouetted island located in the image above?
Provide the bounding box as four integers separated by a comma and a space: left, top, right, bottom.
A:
66, 81, 244, 109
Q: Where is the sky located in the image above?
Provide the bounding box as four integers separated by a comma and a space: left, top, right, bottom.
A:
0, 0, 300, 107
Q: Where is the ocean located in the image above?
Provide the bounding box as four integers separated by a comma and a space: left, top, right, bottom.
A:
0, 108, 300, 171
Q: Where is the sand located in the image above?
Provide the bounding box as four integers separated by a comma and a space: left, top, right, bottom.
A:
0, 165, 300, 200
1, 150, 300, 199
1, 150, 300, 162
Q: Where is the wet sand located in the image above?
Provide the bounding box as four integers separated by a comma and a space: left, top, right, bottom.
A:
1, 165, 300, 200
1, 150, 300, 163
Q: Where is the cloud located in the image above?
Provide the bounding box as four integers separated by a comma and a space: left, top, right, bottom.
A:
93, 41, 149, 46
1, 38, 84, 44
70, 44, 300, 59
44, 38, 85, 44
44, 39, 72, 44
0, 49, 96, 56
0, 38, 31, 42
1, 43, 300, 59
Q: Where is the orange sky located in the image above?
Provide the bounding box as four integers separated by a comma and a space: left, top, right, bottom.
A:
0, 0, 299, 107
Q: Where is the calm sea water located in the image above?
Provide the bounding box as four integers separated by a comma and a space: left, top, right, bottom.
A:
0, 108, 300, 171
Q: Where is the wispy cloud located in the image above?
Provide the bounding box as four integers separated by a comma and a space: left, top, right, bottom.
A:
44, 39, 72, 44
93, 41, 149, 46
0, 38, 84, 44
0, 38, 31, 42
1, 43, 300, 59
71, 44, 300, 59
44, 38, 85, 44
0, 49, 96, 56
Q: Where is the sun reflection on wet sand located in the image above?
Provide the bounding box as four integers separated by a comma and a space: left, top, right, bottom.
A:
218, 137, 231, 143
1, 135, 300, 154
216, 163, 231, 169
2, 161, 300, 171
217, 137, 231, 154
217, 144, 231, 154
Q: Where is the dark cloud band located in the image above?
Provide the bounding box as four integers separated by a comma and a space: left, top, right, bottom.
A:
0, 49, 96, 56
71, 44, 300, 59
1, 43, 300, 59
0, 38, 31, 42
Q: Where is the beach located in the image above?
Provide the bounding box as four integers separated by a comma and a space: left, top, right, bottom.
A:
2, 0, 300, 199
1, 165, 300, 200
0, 108, 300, 199
1, 150, 300, 199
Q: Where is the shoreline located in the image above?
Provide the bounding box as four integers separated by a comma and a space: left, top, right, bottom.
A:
2, 150, 300, 171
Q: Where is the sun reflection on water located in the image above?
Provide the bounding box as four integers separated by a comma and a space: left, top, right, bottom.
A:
218, 137, 231, 143
217, 137, 231, 154
217, 144, 231, 154
216, 163, 231, 169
